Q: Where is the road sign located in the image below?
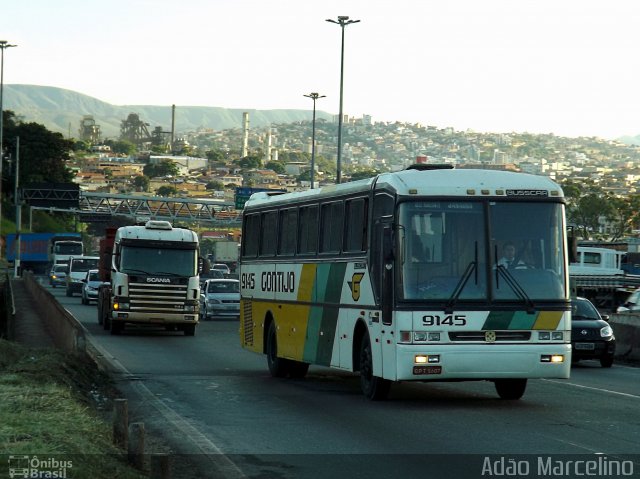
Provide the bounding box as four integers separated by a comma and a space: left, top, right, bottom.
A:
234, 187, 286, 209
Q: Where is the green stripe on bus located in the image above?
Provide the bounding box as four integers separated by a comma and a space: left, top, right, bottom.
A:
302, 263, 347, 366
483, 310, 542, 330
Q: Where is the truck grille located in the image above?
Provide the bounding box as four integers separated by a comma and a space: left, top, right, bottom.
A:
128, 282, 188, 312
449, 331, 532, 342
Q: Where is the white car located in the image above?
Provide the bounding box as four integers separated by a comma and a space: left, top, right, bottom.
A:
199, 279, 240, 320
211, 263, 231, 275
616, 288, 640, 313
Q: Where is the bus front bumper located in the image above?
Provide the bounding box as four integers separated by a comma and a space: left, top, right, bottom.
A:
394, 343, 571, 381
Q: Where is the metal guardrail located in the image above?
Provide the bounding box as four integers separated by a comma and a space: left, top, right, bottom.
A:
1, 271, 16, 339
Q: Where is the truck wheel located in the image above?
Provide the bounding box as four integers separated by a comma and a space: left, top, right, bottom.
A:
183, 324, 196, 336
110, 321, 122, 335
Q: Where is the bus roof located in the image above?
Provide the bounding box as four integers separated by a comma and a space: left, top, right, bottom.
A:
244, 168, 564, 209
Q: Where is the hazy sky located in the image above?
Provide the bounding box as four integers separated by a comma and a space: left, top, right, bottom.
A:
3, 0, 640, 139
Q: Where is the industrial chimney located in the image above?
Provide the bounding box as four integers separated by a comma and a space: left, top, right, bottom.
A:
242, 112, 249, 158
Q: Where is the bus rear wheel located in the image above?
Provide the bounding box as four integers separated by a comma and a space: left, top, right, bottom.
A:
359, 333, 390, 400
266, 321, 290, 378
288, 361, 309, 378
494, 379, 527, 400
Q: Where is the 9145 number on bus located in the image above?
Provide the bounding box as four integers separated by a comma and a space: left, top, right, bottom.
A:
422, 314, 467, 326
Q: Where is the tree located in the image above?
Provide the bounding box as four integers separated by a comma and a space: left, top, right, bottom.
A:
143, 160, 179, 178
265, 161, 285, 174
1, 111, 75, 200
133, 175, 150, 192
156, 185, 178, 197
206, 149, 226, 162
206, 180, 224, 190
237, 155, 262, 169
105, 139, 136, 155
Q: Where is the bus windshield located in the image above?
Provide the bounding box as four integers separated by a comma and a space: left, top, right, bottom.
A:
119, 246, 197, 277
399, 200, 566, 303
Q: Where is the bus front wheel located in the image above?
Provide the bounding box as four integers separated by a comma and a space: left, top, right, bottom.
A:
266, 321, 290, 378
359, 333, 391, 400
494, 379, 527, 400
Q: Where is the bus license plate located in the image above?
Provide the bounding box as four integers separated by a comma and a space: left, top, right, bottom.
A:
575, 343, 595, 350
413, 365, 442, 375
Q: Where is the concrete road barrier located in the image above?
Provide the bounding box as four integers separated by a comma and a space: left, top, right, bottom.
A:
22, 270, 87, 352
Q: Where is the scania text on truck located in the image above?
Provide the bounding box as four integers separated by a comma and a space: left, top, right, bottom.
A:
97, 220, 207, 336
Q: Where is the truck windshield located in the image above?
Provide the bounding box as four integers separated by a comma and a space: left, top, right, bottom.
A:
55, 243, 83, 255
399, 200, 566, 303
71, 258, 99, 272
120, 246, 197, 277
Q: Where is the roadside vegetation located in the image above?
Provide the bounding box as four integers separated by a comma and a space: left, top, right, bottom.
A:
0, 339, 146, 478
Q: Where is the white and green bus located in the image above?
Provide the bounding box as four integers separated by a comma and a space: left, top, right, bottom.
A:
239, 165, 571, 400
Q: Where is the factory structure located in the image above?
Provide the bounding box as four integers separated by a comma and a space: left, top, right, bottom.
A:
79, 107, 279, 167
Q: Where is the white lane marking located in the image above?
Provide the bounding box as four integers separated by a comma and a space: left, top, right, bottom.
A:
542, 379, 640, 399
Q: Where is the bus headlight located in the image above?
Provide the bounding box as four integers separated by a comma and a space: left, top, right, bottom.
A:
541, 354, 564, 363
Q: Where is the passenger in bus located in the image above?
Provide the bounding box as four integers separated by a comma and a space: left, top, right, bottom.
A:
498, 242, 528, 269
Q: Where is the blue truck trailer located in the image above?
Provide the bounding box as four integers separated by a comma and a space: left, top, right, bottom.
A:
6, 232, 81, 273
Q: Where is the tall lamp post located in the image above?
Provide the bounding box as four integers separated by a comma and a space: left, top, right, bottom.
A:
303, 92, 325, 189
0, 40, 17, 261
326, 16, 359, 184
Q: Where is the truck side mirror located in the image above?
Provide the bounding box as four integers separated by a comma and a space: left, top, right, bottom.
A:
199, 257, 210, 274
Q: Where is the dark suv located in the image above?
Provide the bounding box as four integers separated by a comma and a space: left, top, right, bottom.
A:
571, 297, 616, 368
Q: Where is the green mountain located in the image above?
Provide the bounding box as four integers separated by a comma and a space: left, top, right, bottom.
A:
3, 84, 333, 139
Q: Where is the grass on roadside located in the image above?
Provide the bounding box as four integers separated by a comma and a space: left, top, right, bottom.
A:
0, 339, 147, 478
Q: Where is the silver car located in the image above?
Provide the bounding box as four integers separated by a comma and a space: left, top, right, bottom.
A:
81, 269, 103, 305
200, 279, 240, 320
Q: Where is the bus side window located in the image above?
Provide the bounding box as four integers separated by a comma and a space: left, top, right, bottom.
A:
344, 197, 367, 253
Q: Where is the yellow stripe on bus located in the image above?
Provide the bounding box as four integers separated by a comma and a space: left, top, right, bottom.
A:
532, 311, 563, 330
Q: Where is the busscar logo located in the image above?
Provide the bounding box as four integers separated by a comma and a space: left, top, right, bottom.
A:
147, 277, 171, 283
348, 273, 365, 301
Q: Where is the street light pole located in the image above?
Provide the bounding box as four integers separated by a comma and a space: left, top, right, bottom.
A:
303, 92, 325, 189
14, 136, 20, 277
326, 16, 359, 184
0, 40, 17, 261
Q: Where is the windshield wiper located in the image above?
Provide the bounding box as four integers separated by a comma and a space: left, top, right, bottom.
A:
154, 271, 181, 277
444, 242, 478, 314
124, 268, 151, 275
496, 265, 536, 313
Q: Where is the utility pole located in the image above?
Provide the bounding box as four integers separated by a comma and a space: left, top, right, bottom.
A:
303, 92, 325, 189
326, 17, 359, 184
